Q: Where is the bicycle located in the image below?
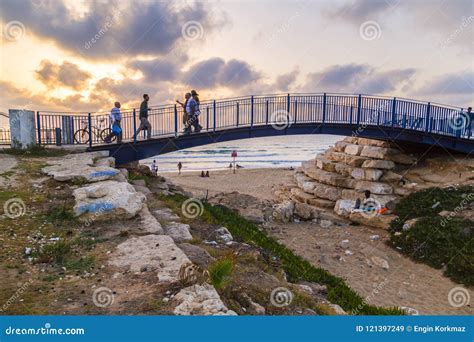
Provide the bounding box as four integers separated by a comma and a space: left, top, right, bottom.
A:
74, 118, 114, 144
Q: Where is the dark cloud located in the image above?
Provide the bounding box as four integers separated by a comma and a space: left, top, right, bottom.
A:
274, 68, 299, 92
0, 0, 221, 59
325, 0, 396, 23
182, 58, 261, 88
36, 60, 91, 90
302, 64, 415, 94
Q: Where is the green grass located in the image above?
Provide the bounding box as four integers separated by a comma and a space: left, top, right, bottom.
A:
64, 256, 95, 272
45, 205, 77, 224
208, 256, 234, 289
160, 193, 404, 315
388, 186, 474, 285
35, 241, 72, 264
3, 145, 67, 157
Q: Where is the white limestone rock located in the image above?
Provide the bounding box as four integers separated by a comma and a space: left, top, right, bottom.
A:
334, 199, 355, 218
172, 283, 237, 316
73, 180, 145, 220
109, 235, 191, 282
164, 222, 193, 242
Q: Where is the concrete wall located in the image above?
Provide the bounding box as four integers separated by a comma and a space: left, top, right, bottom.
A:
9, 109, 36, 149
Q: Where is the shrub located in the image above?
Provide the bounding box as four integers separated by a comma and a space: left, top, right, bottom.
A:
46, 205, 76, 223
208, 257, 234, 289
36, 241, 71, 264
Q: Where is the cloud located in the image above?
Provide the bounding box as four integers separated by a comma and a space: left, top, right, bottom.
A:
0, 0, 223, 59
36, 60, 91, 90
301, 64, 415, 94
182, 58, 261, 89
417, 71, 473, 95
274, 68, 299, 92
325, 0, 396, 23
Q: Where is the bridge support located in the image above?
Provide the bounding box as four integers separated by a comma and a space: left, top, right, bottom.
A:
9, 109, 36, 149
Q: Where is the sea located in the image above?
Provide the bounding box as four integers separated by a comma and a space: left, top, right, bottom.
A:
142, 134, 344, 173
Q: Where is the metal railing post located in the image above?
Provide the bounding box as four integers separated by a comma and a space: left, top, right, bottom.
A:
265, 100, 269, 125
213, 100, 216, 132
236, 102, 239, 127
425, 102, 431, 133
250, 96, 254, 128
286, 93, 290, 114
391, 97, 397, 127
206, 106, 209, 131
322, 93, 327, 125
174, 104, 178, 136
88, 113, 92, 148
36, 111, 41, 145
294, 99, 298, 124
356, 94, 361, 126
349, 106, 353, 125
133, 108, 137, 144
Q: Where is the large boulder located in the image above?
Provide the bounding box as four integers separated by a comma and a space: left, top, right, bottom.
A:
349, 211, 395, 229
303, 164, 352, 188
344, 144, 363, 156
357, 138, 391, 148
163, 222, 193, 242
172, 283, 237, 316
360, 146, 397, 159
311, 182, 342, 201
109, 235, 191, 282
73, 180, 145, 220
273, 200, 294, 222
138, 204, 164, 234
334, 199, 355, 218
351, 168, 383, 181
314, 155, 337, 172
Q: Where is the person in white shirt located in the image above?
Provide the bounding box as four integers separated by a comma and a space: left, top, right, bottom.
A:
104, 102, 122, 143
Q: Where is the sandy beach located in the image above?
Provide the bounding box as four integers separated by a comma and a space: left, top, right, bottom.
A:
162, 168, 296, 201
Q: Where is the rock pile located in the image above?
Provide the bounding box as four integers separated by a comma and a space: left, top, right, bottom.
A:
274, 137, 418, 229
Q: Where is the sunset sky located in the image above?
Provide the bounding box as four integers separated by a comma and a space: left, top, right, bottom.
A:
0, 0, 472, 125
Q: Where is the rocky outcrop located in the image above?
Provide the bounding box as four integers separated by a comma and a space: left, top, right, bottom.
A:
109, 235, 191, 283
172, 283, 237, 315
274, 137, 419, 229
73, 180, 146, 220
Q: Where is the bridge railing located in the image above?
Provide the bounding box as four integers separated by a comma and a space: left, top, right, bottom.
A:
0, 127, 10, 145
32, 93, 471, 146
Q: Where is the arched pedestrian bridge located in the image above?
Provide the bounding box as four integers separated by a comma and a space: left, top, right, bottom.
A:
31, 93, 474, 164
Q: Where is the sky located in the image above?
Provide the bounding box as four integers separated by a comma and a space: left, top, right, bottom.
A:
0, 0, 473, 127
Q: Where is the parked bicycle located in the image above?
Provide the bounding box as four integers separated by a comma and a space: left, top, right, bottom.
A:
74, 118, 114, 144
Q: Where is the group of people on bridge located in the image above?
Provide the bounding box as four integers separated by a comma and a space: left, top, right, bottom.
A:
104, 90, 202, 143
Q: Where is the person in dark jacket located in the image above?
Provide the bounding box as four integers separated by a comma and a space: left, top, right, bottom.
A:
135, 94, 152, 139
187, 90, 202, 133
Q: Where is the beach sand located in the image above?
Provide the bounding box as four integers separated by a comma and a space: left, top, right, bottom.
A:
162, 168, 295, 201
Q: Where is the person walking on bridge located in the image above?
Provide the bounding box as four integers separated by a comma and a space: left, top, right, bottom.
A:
104, 101, 122, 143
176, 92, 192, 134
186, 90, 202, 133
135, 94, 152, 140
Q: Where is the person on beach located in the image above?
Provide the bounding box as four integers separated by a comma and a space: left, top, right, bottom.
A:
150, 160, 158, 176
104, 101, 122, 143
178, 162, 182, 175
177, 93, 192, 134
205, 171, 210, 177
200, 171, 205, 177
135, 94, 152, 139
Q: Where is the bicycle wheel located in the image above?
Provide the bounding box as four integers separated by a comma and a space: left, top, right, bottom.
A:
100, 128, 116, 142
74, 129, 90, 144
